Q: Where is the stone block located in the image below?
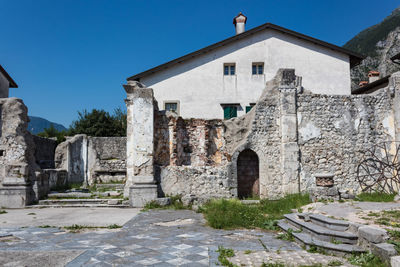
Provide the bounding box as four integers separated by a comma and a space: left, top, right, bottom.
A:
358, 226, 388, 244
392, 256, 400, 267
129, 184, 157, 208
0, 186, 33, 208
107, 199, 119, 205
372, 243, 397, 261
155, 197, 171, 206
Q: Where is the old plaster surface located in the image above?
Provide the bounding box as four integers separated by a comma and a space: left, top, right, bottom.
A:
0, 209, 350, 266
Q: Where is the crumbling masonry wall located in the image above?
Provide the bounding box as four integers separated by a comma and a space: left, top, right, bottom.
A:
124, 70, 400, 205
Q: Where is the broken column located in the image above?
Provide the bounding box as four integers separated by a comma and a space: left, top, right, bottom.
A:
0, 98, 37, 208
279, 69, 300, 194
123, 81, 157, 207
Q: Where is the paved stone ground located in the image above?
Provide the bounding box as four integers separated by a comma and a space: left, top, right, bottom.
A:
0, 209, 353, 266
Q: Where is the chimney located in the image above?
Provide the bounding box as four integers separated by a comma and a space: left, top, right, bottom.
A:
233, 12, 247, 35
368, 71, 380, 83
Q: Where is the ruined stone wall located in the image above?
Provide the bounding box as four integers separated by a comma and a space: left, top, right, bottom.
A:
154, 113, 233, 198
0, 98, 40, 207
55, 135, 126, 185
32, 135, 57, 169
87, 137, 126, 184
297, 89, 395, 198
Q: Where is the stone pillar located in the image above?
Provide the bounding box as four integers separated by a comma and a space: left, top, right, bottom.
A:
279, 69, 300, 195
123, 81, 157, 207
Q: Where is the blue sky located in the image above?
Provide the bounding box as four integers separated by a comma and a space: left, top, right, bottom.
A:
1, 0, 399, 127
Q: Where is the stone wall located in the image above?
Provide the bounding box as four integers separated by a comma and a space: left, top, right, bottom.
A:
55, 135, 126, 186
0, 98, 40, 207
87, 137, 126, 184
32, 135, 57, 169
297, 90, 395, 198
124, 69, 400, 205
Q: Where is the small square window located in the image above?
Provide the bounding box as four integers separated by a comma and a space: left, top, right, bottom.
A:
164, 101, 179, 115
252, 63, 264, 75
222, 105, 238, 119
224, 64, 235, 76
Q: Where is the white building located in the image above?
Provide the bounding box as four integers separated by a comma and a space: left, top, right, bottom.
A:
0, 65, 18, 98
128, 13, 363, 120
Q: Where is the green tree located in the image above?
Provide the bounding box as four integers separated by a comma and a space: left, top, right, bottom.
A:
37, 124, 67, 143
68, 108, 126, 137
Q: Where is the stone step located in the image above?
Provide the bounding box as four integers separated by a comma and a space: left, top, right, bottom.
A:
278, 220, 365, 255
95, 184, 124, 190
27, 204, 130, 208
39, 199, 124, 205
299, 213, 349, 231
47, 192, 93, 198
284, 213, 358, 244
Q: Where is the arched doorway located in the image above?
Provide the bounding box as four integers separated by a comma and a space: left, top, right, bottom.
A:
237, 149, 259, 199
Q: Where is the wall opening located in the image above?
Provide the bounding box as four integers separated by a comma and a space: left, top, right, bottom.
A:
237, 149, 259, 199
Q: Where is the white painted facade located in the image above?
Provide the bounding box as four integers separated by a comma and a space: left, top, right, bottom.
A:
139, 28, 352, 120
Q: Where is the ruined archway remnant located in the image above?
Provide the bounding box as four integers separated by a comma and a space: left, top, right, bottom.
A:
237, 149, 259, 198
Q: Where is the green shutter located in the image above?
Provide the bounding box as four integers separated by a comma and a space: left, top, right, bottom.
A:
231, 106, 237, 118
246, 106, 251, 113
223, 106, 238, 119
224, 106, 230, 119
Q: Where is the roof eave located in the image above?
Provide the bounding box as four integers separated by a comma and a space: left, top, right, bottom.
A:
0, 65, 18, 88
127, 22, 365, 81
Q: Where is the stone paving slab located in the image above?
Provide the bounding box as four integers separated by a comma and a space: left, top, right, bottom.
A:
0, 209, 342, 266
230, 250, 355, 267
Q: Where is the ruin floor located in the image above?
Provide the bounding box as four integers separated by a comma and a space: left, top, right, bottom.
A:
0, 209, 353, 266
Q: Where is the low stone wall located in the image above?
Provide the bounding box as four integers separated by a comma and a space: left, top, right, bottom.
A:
32, 135, 57, 169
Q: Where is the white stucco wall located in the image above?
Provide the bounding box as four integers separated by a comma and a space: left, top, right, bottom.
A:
139, 29, 351, 119
0, 72, 9, 98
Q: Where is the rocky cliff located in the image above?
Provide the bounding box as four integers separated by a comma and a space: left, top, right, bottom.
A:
344, 7, 400, 90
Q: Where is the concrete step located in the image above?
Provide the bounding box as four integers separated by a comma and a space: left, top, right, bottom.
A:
39, 199, 124, 205
278, 220, 365, 255
284, 213, 358, 244
301, 213, 349, 231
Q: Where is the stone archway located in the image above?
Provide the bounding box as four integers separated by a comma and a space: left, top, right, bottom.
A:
237, 149, 259, 199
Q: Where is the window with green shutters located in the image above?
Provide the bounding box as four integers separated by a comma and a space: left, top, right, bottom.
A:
246, 104, 255, 113
223, 106, 237, 119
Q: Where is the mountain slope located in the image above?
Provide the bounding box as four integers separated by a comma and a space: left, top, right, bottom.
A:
343, 7, 400, 89
28, 116, 67, 134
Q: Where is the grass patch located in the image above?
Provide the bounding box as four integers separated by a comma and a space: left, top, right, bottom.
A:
0, 210, 7, 214
348, 252, 385, 267
261, 263, 285, 267
27, 213, 36, 215
201, 193, 310, 230
363, 209, 400, 227
216, 246, 237, 267
38, 225, 57, 228
327, 260, 343, 266
356, 192, 396, 202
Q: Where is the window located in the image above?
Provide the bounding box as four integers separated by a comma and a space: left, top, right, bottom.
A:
224, 63, 236, 75
223, 105, 238, 119
164, 101, 179, 115
252, 63, 264, 75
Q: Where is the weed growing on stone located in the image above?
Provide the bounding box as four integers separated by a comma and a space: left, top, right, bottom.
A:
356, 192, 396, 202
362, 209, 400, 227
244, 250, 252, 254
327, 260, 342, 266
216, 246, 237, 267
0, 210, 7, 214
307, 245, 326, 255
276, 228, 298, 242
63, 224, 122, 233
38, 225, 57, 228
260, 263, 285, 267
27, 213, 36, 215
142, 195, 191, 211
348, 252, 385, 267
387, 229, 400, 253
107, 224, 122, 229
